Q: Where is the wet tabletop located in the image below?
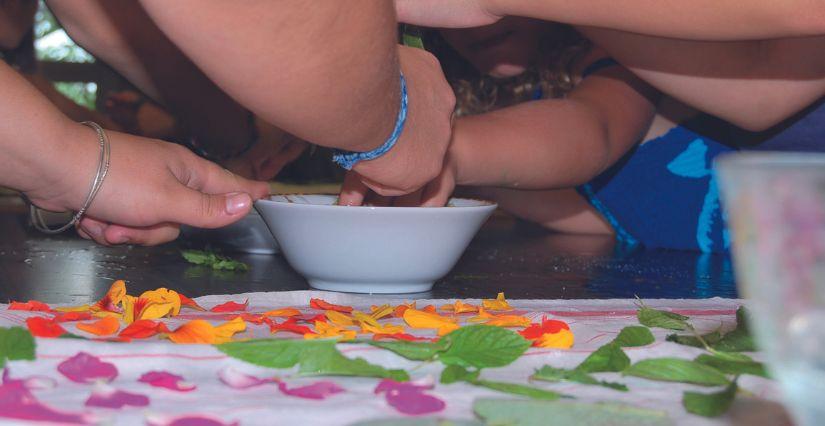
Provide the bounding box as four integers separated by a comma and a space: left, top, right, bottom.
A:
0, 208, 737, 305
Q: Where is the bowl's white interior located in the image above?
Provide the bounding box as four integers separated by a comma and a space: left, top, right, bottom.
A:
268, 194, 493, 208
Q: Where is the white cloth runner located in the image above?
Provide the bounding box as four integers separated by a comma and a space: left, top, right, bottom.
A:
0, 291, 784, 425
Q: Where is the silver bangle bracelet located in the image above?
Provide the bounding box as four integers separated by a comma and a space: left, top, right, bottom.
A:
30, 121, 111, 234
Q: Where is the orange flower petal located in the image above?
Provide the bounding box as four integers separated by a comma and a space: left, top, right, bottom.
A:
519, 317, 570, 340
122, 295, 176, 324
421, 305, 437, 314
52, 312, 93, 323
262, 308, 301, 318
9, 300, 52, 312
269, 318, 313, 336
482, 292, 513, 311
119, 319, 170, 339
76, 316, 121, 336
393, 302, 416, 318
403, 309, 459, 336
309, 298, 353, 313
469, 307, 531, 327
534, 328, 575, 349
140, 288, 182, 316
26, 316, 66, 338
179, 294, 206, 311
236, 313, 268, 325
209, 300, 249, 313
303, 321, 356, 341
92, 280, 127, 313
440, 300, 479, 314
166, 317, 246, 344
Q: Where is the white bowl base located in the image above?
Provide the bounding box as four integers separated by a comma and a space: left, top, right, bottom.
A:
307, 279, 434, 294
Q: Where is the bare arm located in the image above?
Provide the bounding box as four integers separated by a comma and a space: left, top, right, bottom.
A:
396, 0, 825, 40
450, 65, 657, 189
580, 28, 825, 131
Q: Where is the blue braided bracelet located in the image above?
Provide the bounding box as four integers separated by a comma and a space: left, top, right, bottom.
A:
332, 73, 408, 170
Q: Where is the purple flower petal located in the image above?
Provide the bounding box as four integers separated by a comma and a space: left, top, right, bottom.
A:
146, 413, 239, 426
57, 352, 118, 384
277, 380, 344, 400
85, 383, 149, 409
138, 371, 196, 392
0, 369, 95, 424
374, 379, 445, 416
217, 367, 275, 389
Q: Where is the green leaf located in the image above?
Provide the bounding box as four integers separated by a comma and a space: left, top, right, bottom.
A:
370, 339, 450, 361
438, 325, 530, 369
711, 328, 756, 352
473, 399, 672, 426
624, 358, 730, 386
217, 339, 408, 381
683, 380, 738, 417
440, 365, 479, 384
0, 327, 35, 368
665, 308, 755, 352
181, 249, 248, 271
613, 326, 655, 347
576, 343, 630, 373
474, 380, 564, 401
637, 306, 689, 330
666, 331, 722, 349
695, 354, 769, 379
401, 25, 425, 49
532, 366, 628, 392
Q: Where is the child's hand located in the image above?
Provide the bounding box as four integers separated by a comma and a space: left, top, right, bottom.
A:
224, 126, 307, 181
395, 0, 502, 28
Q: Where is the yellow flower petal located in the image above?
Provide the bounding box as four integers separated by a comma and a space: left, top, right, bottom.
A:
139, 288, 182, 316
369, 305, 393, 320
325, 310, 356, 327
441, 300, 479, 314
262, 308, 301, 317
469, 307, 531, 327
403, 309, 459, 336
91, 280, 127, 314
304, 321, 356, 341
535, 328, 575, 349
55, 305, 91, 313
482, 292, 513, 311
166, 317, 246, 344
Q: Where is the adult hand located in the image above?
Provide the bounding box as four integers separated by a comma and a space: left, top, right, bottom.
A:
223, 121, 308, 181
395, 0, 502, 28
338, 45, 455, 205
25, 125, 270, 246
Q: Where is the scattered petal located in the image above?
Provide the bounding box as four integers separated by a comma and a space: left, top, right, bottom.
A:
325, 310, 356, 327
393, 302, 416, 318
374, 379, 445, 416
482, 292, 513, 311
304, 321, 356, 341
0, 369, 94, 424
519, 317, 570, 340
469, 307, 531, 327
26, 316, 67, 338
52, 311, 93, 323
421, 305, 438, 314
122, 295, 176, 324
165, 317, 246, 344
403, 309, 459, 336
440, 301, 479, 314
262, 308, 301, 317
235, 313, 268, 325
369, 304, 394, 320
278, 380, 344, 400
309, 298, 352, 313
217, 367, 275, 389
269, 318, 314, 336
146, 413, 238, 426
85, 383, 149, 409
76, 316, 120, 336
91, 280, 127, 314
139, 288, 183, 316
58, 352, 118, 384
178, 294, 206, 311
209, 300, 249, 313
138, 371, 196, 392
118, 320, 171, 339
9, 300, 52, 312
534, 328, 575, 349
55, 304, 92, 313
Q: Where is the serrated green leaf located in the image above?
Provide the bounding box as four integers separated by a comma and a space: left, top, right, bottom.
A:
695, 354, 768, 378
637, 307, 689, 330
683, 380, 738, 417
624, 358, 730, 386
0, 327, 35, 368
666, 331, 722, 348
613, 326, 655, 347
440, 365, 479, 384
665, 308, 755, 352
438, 325, 530, 369
217, 338, 408, 381
532, 366, 627, 392
473, 399, 672, 426
475, 380, 564, 401
576, 343, 630, 373
370, 339, 450, 361
182, 249, 248, 271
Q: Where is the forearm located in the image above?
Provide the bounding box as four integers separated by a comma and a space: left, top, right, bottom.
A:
48, 0, 254, 154
139, 0, 400, 152
582, 28, 825, 130
484, 0, 825, 40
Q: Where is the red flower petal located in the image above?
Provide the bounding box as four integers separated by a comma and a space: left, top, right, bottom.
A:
9, 300, 52, 312
118, 320, 170, 339
52, 312, 93, 323
209, 300, 248, 313
26, 317, 67, 338
309, 298, 352, 313
178, 294, 205, 311
269, 319, 313, 336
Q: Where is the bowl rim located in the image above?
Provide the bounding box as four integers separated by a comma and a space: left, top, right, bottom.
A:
256, 193, 498, 211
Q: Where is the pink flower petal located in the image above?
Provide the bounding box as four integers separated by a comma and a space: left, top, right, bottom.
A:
138, 371, 196, 392
374, 379, 445, 416
57, 352, 118, 384
146, 414, 239, 426
85, 383, 149, 409
217, 367, 275, 389
277, 381, 344, 400
0, 369, 95, 424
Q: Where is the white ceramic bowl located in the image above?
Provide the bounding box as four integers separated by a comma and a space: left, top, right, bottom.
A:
255, 194, 497, 293
180, 209, 279, 254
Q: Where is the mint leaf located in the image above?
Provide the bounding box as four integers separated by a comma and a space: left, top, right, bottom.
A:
474, 380, 564, 401
532, 366, 627, 392
666, 308, 755, 352
695, 353, 768, 379
370, 339, 450, 361
473, 399, 672, 426
182, 249, 248, 271
440, 365, 479, 384
613, 326, 655, 347
217, 339, 408, 381
666, 331, 722, 348
576, 343, 630, 373
438, 325, 530, 369
683, 380, 738, 417
637, 306, 689, 330
0, 327, 35, 367
624, 358, 730, 386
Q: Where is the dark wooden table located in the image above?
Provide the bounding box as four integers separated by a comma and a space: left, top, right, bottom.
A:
0, 208, 737, 305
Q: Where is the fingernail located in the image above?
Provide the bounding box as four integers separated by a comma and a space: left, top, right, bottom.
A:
110, 234, 129, 244
225, 192, 251, 215
86, 223, 104, 240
